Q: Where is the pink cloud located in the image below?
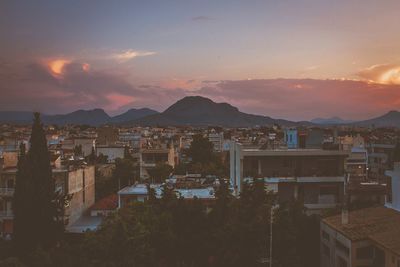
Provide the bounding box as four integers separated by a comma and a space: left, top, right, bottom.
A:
195, 79, 400, 121
105, 93, 135, 111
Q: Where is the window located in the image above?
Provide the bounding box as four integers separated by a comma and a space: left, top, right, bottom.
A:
336, 240, 350, 256
356, 246, 373, 260
337, 256, 347, 267
323, 244, 330, 257
7, 179, 14, 188
320, 185, 338, 195
322, 230, 330, 241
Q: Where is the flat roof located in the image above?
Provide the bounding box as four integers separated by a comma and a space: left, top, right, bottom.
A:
323, 206, 400, 241
241, 149, 349, 157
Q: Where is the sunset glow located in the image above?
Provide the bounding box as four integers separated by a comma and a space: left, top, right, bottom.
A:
47, 59, 71, 76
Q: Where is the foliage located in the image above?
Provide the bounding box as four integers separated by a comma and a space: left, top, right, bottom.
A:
147, 163, 173, 183
13, 113, 65, 255
181, 134, 229, 177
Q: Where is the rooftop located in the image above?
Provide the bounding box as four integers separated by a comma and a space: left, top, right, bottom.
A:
323, 206, 400, 241
91, 194, 118, 211
241, 148, 349, 157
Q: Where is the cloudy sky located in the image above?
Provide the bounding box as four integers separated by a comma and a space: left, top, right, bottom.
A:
1, 0, 400, 121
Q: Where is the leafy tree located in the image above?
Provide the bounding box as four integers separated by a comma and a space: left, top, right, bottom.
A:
73, 145, 82, 157
123, 146, 132, 160
113, 158, 137, 189
187, 134, 215, 164
147, 163, 173, 183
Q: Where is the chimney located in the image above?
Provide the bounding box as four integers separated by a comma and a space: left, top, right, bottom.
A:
341, 209, 349, 225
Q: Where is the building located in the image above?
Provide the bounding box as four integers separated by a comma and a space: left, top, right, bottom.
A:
208, 131, 224, 152
117, 183, 215, 208
320, 162, 400, 267
96, 145, 125, 163
140, 146, 175, 179
284, 128, 298, 149
230, 142, 348, 212
97, 126, 119, 146
367, 143, 395, 183
345, 147, 368, 184
0, 161, 95, 237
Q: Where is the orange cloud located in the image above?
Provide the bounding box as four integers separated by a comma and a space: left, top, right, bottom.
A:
47, 59, 71, 76
82, 63, 90, 72
113, 49, 156, 62
357, 64, 400, 85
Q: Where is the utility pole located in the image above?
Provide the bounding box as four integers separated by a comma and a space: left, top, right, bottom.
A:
269, 206, 274, 267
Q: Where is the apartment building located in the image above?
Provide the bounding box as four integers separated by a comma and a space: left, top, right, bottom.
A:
230, 142, 348, 212
320, 162, 400, 267
0, 158, 95, 237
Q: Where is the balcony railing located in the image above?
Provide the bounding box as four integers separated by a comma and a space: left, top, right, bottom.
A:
0, 188, 15, 196
0, 210, 14, 218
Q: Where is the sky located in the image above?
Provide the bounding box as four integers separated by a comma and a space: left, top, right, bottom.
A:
1, 0, 400, 121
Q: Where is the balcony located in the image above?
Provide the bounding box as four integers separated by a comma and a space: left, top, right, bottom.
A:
0, 210, 13, 219
0, 188, 15, 197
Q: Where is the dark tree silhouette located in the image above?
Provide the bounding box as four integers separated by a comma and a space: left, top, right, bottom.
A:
13, 113, 64, 253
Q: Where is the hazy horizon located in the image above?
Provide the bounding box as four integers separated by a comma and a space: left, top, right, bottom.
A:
2, 0, 400, 120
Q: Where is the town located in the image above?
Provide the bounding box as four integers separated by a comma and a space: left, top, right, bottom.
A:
1, 107, 400, 266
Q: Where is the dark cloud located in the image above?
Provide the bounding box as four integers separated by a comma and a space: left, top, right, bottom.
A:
2, 59, 400, 121
192, 16, 213, 21
0, 59, 186, 114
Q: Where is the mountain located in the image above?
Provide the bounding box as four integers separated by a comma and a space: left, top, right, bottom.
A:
111, 108, 159, 123
0, 108, 159, 126
131, 96, 310, 127
354, 110, 400, 127
311, 116, 354, 125
43, 109, 111, 126
0, 111, 36, 124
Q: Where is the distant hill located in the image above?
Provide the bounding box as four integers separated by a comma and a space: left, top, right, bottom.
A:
0, 108, 158, 126
111, 108, 159, 123
311, 116, 354, 125
42, 109, 111, 126
0, 111, 36, 124
131, 96, 310, 127
354, 110, 400, 127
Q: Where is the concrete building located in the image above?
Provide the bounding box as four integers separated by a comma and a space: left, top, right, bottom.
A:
208, 131, 224, 152
230, 142, 348, 212
345, 147, 368, 184
117, 183, 215, 208
97, 126, 118, 146
284, 128, 298, 149
96, 145, 125, 163
0, 162, 95, 237
140, 146, 175, 179
367, 143, 395, 183
320, 162, 400, 267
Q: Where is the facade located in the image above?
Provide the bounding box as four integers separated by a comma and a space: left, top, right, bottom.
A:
320, 162, 400, 267
0, 163, 95, 237
117, 183, 215, 208
96, 145, 125, 162
284, 128, 298, 149
97, 126, 119, 146
208, 132, 224, 152
230, 142, 348, 212
139, 147, 175, 179
345, 147, 368, 184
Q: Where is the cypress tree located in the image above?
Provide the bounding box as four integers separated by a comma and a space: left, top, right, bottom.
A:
13, 113, 64, 252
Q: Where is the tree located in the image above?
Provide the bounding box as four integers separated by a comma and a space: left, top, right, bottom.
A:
13, 113, 64, 253
187, 134, 215, 164
113, 158, 136, 189
73, 145, 82, 157
147, 163, 173, 183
